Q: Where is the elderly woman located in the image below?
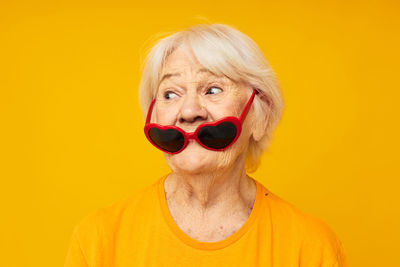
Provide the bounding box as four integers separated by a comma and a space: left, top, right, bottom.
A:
64, 24, 347, 267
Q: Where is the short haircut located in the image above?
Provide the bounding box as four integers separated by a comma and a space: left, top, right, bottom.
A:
139, 24, 284, 172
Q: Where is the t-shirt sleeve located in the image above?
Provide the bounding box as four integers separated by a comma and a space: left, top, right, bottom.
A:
64, 227, 89, 267
302, 218, 348, 267
332, 237, 348, 267
63, 207, 112, 267
301, 211, 347, 267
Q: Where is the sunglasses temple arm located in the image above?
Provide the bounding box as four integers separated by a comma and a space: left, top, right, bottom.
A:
146, 99, 156, 124
239, 89, 257, 122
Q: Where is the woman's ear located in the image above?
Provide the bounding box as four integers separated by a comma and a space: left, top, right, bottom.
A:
251, 97, 271, 142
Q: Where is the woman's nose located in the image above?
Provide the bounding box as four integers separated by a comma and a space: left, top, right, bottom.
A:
178, 94, 207, 124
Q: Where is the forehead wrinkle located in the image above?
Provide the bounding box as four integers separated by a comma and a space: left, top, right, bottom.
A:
159, 72, 181, 85
159, 68, 217, 85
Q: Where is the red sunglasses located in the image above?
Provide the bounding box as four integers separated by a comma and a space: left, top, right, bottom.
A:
144, 89, 257, 154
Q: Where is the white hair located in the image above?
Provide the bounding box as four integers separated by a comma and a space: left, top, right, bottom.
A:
139, 24, 284, 172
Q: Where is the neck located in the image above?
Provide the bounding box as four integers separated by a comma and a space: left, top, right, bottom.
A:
164, 153, 256, 213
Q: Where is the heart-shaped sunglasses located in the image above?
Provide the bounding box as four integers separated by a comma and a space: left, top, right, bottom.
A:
144, 89, 257, 154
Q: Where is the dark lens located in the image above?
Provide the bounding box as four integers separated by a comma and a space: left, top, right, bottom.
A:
148, 128, 185, 152
197, 121, 237, 149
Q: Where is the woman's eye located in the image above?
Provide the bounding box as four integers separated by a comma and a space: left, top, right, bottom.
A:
206, 87, 222, 95
164, 91, 178, 100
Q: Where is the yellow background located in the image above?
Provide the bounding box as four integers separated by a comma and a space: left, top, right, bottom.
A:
1, 0, 399, 266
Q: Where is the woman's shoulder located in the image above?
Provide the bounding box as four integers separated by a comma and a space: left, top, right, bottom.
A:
71, 178, 161, 238
256, 181, 347, 265
257, 181, 337, 233
267, 189, 338, 237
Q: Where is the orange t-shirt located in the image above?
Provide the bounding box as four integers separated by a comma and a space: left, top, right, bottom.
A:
64, 175, 347, 267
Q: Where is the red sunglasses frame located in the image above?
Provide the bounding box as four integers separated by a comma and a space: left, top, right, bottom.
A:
144, 89, 257, 154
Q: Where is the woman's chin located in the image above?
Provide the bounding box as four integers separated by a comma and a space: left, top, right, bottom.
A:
164, 142, 220, 174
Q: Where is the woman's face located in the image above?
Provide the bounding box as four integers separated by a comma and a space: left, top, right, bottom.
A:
153, 44, 254, 174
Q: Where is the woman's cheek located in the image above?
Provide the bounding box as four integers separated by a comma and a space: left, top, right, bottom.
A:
155, 107, 177, 124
